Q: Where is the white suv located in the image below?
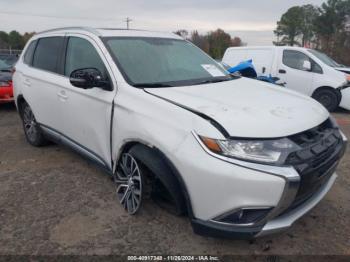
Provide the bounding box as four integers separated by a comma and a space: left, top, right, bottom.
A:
13, 27, 347, 238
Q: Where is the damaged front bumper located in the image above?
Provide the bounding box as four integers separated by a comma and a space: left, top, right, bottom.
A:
191, 128, 347, 239
191, 173, 338, 239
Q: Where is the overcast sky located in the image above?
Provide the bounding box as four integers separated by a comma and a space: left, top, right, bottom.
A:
0, 0, 325, 45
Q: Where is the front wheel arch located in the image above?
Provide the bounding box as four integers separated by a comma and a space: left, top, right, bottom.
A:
119, 143, 192, 217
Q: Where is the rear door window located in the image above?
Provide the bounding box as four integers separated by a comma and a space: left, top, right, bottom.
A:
32, 37, 64, 73
23, 40, 37, 65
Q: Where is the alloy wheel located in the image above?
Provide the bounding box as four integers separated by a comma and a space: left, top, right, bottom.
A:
114, 153, 142, 215
23, 105, 38, 142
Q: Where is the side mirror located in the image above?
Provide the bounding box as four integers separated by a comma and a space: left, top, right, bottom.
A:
302, 60, 311, 71
69, 68, 111, 90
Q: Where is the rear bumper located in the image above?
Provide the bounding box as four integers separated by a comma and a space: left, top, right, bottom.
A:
0, 97, 14, 103
191, 173, 337, 239
0, 85, 14, 103
0, 96, 14, 103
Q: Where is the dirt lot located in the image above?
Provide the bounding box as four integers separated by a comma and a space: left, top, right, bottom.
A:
0, 103, 349, 256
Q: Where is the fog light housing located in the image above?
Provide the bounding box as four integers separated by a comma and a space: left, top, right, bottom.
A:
214, 208, 272, 225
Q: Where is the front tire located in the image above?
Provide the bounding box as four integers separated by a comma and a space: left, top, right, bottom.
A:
114, 153, 144, 215
21, 102, 48, 147
312, 88, 340, 112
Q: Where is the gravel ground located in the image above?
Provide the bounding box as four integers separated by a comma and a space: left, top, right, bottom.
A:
0, 103, 349, 256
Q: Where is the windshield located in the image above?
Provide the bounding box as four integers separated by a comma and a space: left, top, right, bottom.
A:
0, 55, 18, 71
103, 37, 232, 87
308, 49, 341, 68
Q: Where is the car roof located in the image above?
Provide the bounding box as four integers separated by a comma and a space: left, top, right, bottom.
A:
226, 46, 312, 52
36, 27, 182, 40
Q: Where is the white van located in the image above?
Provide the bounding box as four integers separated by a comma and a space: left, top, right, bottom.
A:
222, 46, 350, 112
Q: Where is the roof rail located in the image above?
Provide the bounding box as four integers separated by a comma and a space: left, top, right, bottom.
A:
37, 27, 100, 36
97, 27, 146, 32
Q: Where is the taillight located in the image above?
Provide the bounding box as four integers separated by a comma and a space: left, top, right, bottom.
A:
0, 81, 9, 87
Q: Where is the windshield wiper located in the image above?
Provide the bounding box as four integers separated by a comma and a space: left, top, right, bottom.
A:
195, 76, 236, 85
133, 83, 174, 88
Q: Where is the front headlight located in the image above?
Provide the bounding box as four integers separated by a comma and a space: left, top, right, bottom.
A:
346, 74, 350, 82
199, 136, 300, 164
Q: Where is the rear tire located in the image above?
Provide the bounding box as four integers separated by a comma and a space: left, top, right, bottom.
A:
20, 102, 48, 147
312, 88, 340, 112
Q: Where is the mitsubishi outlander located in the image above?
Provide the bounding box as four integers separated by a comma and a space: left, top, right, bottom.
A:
13, 27, 347, 238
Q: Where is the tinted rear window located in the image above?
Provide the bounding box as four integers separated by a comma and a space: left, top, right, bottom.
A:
32, 37, 64, 73
23, 40, 37, 65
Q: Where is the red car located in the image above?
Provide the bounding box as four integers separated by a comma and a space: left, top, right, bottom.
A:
0, 80, 14, 103
0, 54, 18, 103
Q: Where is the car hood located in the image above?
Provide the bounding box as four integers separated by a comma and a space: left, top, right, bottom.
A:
334, 67, 350, 74
145, 78, 329, 138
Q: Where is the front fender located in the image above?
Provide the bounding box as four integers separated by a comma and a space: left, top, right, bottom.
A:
340, 86, 350, 110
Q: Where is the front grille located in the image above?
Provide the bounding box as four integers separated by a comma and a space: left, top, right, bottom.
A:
285, 119, 346, 211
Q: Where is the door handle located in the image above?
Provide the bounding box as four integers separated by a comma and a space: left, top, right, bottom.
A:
57, 90, 68, 100
279, 69, 286, 74
23, 78, 31, 86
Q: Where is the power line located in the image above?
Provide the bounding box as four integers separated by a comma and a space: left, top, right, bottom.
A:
124, 17, 132, 29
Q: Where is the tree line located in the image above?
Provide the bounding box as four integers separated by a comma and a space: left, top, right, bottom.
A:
274, 0, 350, 65
0, 27, 243, 60
4, 0, 349, 66
174, 29, 244, 59
0, 31, 35, 50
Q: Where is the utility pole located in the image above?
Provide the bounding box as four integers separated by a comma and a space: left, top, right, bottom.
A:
124, 17, 132, 30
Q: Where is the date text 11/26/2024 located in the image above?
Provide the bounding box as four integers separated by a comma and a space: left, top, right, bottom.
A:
127, 256, 220, 261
